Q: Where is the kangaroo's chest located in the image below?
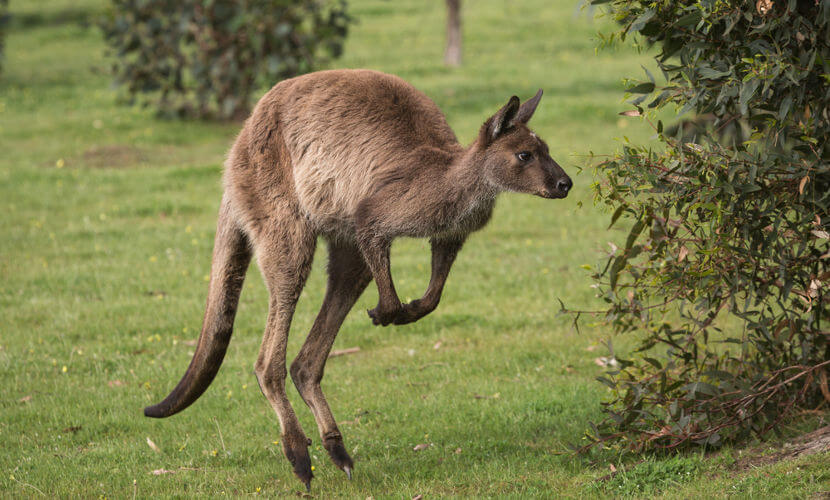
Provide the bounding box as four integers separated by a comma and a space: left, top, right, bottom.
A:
431, 195, 495, 240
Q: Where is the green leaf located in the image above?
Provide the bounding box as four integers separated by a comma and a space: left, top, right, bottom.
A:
649, 90, 671, 108
697, 66, 730, 79
681, 382, 720, 398
738, 183, 762, 193
624, 217, 648, 251
627, 82, 655, 94
609, 255, 627, 290
609, 205, 626, 229
609, 217, 648, 290
675, 11, 702, 28
739, 79, 760, 115
642, 65, 656, 84
643, 357, 663, 369
778, 94, 793, 120
628, 9, 655, 34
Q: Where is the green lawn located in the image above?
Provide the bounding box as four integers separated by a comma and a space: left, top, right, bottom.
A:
1, 0, 828, 497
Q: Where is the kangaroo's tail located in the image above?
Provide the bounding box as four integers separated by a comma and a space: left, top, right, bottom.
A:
144, 194, 252, 418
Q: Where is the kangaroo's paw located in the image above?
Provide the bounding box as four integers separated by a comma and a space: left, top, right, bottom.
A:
367, 303, 400, 326
283, 435, 313, 491
322, 430, 354, 479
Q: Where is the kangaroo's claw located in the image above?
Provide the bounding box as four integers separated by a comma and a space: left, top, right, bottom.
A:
323, 430, 354, 477
283, 435, 313, 491
367, 308, 381, 325
367, 304, 399, 326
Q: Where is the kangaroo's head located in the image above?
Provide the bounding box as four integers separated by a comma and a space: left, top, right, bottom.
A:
478, 90, 572, 199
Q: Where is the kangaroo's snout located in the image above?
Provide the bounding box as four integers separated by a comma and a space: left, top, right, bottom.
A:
556, 176, 573, 197
541, 175, 572, 198
540, 162, 572, 199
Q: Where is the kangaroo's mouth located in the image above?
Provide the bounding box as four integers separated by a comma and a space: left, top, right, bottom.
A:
537, 190, 569, 199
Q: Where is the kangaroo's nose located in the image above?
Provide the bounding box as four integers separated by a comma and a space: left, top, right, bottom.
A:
557, 177, 572, 194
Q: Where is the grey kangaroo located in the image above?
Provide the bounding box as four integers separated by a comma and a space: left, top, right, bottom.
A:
144, 69, 571, 490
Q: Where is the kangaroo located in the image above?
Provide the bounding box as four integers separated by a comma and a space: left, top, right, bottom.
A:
144, 69, 571, 490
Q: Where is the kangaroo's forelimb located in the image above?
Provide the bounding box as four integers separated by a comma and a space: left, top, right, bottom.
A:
392, 237, 465, 325
361, 230, 465, 326
358, 233, 402, 326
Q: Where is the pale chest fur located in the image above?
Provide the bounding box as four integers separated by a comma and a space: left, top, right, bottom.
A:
286, 134, 378, 237
432, 190, 496, 240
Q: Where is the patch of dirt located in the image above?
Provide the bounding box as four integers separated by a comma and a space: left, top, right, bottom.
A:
732, 425, 830, 471
81, 145, 148, 168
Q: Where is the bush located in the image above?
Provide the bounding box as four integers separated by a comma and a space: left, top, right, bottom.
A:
101, 0, 351, 120
579, 0, 830, 451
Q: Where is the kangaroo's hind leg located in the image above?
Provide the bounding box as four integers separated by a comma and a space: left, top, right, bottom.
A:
290, 240, 372, 479
252, 216, 317, 490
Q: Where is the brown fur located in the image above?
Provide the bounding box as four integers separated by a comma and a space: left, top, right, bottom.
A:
144, 69, 571, 489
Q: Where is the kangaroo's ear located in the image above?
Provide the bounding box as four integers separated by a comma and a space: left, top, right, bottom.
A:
515, 89, 543, 124
481, 95, 520, 144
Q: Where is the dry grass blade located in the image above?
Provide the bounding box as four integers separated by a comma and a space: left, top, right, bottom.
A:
329, 347, 360, 358
146, 437, 161, 453
150, 469, 175, 476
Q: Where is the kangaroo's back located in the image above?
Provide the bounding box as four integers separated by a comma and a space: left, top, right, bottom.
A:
276, 69, 458, 157
227, 70, 460, 240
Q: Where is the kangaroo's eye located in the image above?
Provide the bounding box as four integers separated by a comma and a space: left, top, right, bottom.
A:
516, 151, 532, 162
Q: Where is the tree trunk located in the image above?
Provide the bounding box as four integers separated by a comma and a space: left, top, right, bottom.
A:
444, 0, 461, 67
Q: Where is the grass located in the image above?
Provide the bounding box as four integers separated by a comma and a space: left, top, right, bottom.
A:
1, 0, 828, 497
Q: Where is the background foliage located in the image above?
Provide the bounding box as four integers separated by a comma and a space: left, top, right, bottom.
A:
101, 0, 351, 119
0, 0, 8, 77
584, 0, 830, 451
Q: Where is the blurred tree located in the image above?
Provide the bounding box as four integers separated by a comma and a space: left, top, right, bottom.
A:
444, 0, 461, 66
101, 0, 351, 120
0, 0, 8, 77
